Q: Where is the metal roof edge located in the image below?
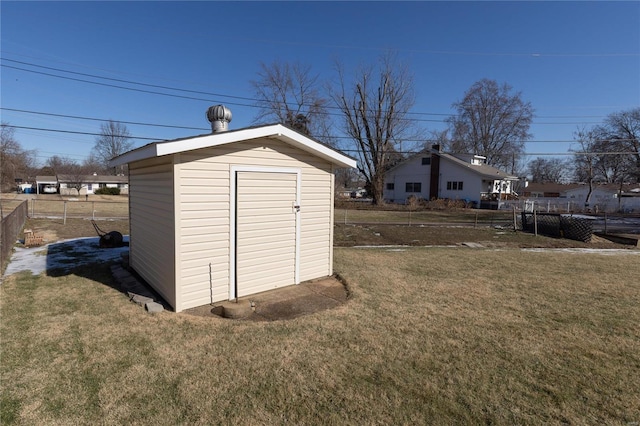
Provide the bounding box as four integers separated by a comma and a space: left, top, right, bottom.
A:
109, 124, 357, 169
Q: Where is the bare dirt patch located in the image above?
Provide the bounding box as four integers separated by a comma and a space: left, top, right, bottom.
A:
21, 218, 129, 243
183, 276, 349, 321
334, 223, 631, 249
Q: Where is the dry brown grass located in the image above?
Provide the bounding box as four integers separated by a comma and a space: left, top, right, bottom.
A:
19, 218, 129, 244
335, 206, 513, 226
2, 247, 639, 424
1, 194, 128, 219
334, 223, 628, 250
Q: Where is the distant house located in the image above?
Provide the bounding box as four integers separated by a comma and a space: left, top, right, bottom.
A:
563, 183, 640, 213
34, 174, 128, 195
34, 176, 59, 194
58, 174, 128, 195
520, 182, 640, 213
521, 182, 581, 198
383, 145, 518, 207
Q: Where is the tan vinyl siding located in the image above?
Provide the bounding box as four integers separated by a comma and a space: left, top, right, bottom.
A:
128, 157, 176, 308
174, 137, 334, 311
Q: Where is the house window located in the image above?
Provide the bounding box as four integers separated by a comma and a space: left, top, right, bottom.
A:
405, 182, 422, 192
446, 181, 464, 190
386, 183, 394, 190
421, 157, 431, 165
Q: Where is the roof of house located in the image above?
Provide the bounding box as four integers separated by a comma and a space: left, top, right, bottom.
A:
524, 182, 640, 196
387, 150, 517, 180
108, 123, 357, 169
439, 152, 518, 180
35, 176, 58, 183
57, 174, 128, 184
563, 183, 640, 194
523, 182, 582, 194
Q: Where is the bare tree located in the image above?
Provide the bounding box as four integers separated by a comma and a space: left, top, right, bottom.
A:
334, 167, 360, 189
331, 53, 417, 205
447, 79, 533, 172
527, 157, 571, 183
0, 123, 37, 192
67, 164, 93, 193
587, 136, 632, 184
251, 61, 334, 143
572, 128, 598, 210
93, 120, 133, 174
82, 152, 108, 175
44, 155, 79, 175
423, 129, 450, 151
595, 108, 640, 183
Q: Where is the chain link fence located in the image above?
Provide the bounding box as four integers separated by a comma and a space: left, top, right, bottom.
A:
1, 200, 28, 274
27, 198, 128, 220
520, 212, 594, 242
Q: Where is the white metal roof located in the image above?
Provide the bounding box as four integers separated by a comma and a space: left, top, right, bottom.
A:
109, 124, 357, 169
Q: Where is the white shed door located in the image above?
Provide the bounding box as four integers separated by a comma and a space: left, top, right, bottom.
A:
235, 171, 298, 298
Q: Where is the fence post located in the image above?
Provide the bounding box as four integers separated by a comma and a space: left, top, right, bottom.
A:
63, 201, 67, 225
533, 209, 538, 237
513, 207, 517, 231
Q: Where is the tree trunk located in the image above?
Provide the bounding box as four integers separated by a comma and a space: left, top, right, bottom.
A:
584, 179, 593, 212
370, 173, 385, 206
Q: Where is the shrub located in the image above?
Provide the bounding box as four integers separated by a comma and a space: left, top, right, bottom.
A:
94, 187, 121, 195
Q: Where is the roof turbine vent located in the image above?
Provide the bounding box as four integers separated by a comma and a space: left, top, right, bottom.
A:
206, 105, 232, 133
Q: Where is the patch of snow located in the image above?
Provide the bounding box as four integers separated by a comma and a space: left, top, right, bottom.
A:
561, 214, 597, 220
521, 248, 640, 255
3, 236, 130, 277
344, 245, 458, 249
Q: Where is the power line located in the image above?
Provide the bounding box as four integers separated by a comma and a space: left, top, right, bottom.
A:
0, 106, 527, 137
338, 149, 639, 156
2, 58, 258, 103
3, 125, 160, 141
1, 107, 209, 132
1, 61, 446, 123
4, 125, 638, 164
0, 57, 613, 124
1, 63, 250, 108
6, 121, 639, 145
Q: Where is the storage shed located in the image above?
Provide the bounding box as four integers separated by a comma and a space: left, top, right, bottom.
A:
109, 106, 356, 312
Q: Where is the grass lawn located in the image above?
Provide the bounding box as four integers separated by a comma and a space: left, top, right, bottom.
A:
1, 194, 129, 219
2, 247, 639, 424
335, 206, 514, 226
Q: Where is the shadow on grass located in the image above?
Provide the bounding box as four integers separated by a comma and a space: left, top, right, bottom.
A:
43, 237, 131, 293
45, 237, 129, 277
43, 236, 173, 311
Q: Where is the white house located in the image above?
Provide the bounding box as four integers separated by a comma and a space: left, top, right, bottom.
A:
34, 176, 59, 194
58, 174, 129, 195
563, 183, 640, 213
109, 106, 356, 312
383, 145, 518, 207
34, 174, 129, 195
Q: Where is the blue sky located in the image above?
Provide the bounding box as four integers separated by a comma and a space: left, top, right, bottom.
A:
1, 1, 639, 168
